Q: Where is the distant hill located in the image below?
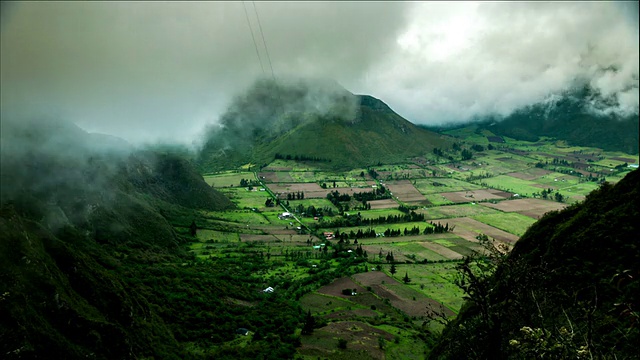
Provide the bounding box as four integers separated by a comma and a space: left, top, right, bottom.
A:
197, 78, 451, 171
425, 87, 639, 154
429, 169, 639, 359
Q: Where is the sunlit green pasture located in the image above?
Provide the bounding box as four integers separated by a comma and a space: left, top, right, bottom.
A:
423, 194, 455, 206
472, 212, 536, 236
390, 242, 449, 262
263, 159, 324, 171
199, 210, 270, 225
356, 209, 406, 219
393, 263, 465, 314
375, 325, 429, 359
202, 171, 254, 187
414, 178, 484, 195
419, 203, 502, 220
477, 175, 545, 197
218, 188, 272, 209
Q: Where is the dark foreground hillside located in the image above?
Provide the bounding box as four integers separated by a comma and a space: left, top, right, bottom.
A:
0, 119, 302, 359
429, 169, 639, 359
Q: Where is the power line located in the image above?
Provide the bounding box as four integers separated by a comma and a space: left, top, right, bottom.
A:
242, 1, 265, 74
251, 2, 286, 119
252, 1, 276, 81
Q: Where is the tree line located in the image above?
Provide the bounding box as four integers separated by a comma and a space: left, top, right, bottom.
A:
274, 153, 331, 162
329, 221, 453, 240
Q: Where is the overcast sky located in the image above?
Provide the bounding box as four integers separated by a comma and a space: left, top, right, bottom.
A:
1, 1, 638, 145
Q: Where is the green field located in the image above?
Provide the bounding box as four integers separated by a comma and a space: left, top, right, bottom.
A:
200, 210, 270, 225
188, 134, 638, 358
424, 193, 455, 206
414, 178, 484, 195
392, 263, 466, 314
472, 212, 536, 236
389, 242, 449, 262
218, 188, 272, 209
300, 292, 363, 315
196, 229, 240, 242
420, 203, 502, 220
264, 159, 324, 171
478, 175, 545, 196
203, 171, 254, 187
288, 171, 318, 182
286, 198, 339, 211
356, 209, 406, 219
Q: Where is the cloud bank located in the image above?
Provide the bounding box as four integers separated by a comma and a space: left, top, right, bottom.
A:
1, 2, 637, 144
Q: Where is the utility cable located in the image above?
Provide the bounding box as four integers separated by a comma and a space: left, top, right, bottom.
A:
252, 1, 276, 82
242, 1, 265, 74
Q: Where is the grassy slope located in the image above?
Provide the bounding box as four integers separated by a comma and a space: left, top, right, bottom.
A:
197, 84, 451, 172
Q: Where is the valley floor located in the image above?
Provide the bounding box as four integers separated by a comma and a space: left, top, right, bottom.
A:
190, 132, 637, 358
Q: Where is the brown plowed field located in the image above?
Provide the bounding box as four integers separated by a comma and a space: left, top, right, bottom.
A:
258, 171, 293, 183
437, 217, 519, 244
368, 199, 399, 209
480, 198, 567, 218
325, 308, 378, 319
385, 180, 429, 204
267, 182, 327, 198
239, 234, 278, 242
612, 157, 636, 163
419, 242, 465, 260
250, 225, 298, 235
440, 189, 512, 203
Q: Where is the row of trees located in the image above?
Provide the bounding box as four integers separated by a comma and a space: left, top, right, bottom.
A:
329, 221, 453, 240
536, 188, 565, 202
274, 153, 331, 162
239, 178, 260, 187
353, 186, 389, 202
434, 146, 474, 161
321, 210, 425, 228
286, 191, 305, 200
293, 204, 335, 218
326, 190, 351, 205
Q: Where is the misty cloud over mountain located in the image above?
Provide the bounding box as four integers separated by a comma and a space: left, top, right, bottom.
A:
1, 2, 637, 143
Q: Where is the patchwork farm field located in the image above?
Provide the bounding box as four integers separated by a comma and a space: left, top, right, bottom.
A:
439, 188, 512, 203
184, 135, 637, 359
218, 187, 271, 209
384, 180, 429, 204
480, 198, 567, 219
418, 203, 502, 219
367, 199, 400, 209
472, 212, 537, 237
414, 178, 484, 195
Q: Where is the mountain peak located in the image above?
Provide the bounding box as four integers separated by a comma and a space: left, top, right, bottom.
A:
198, 79, 450, 171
